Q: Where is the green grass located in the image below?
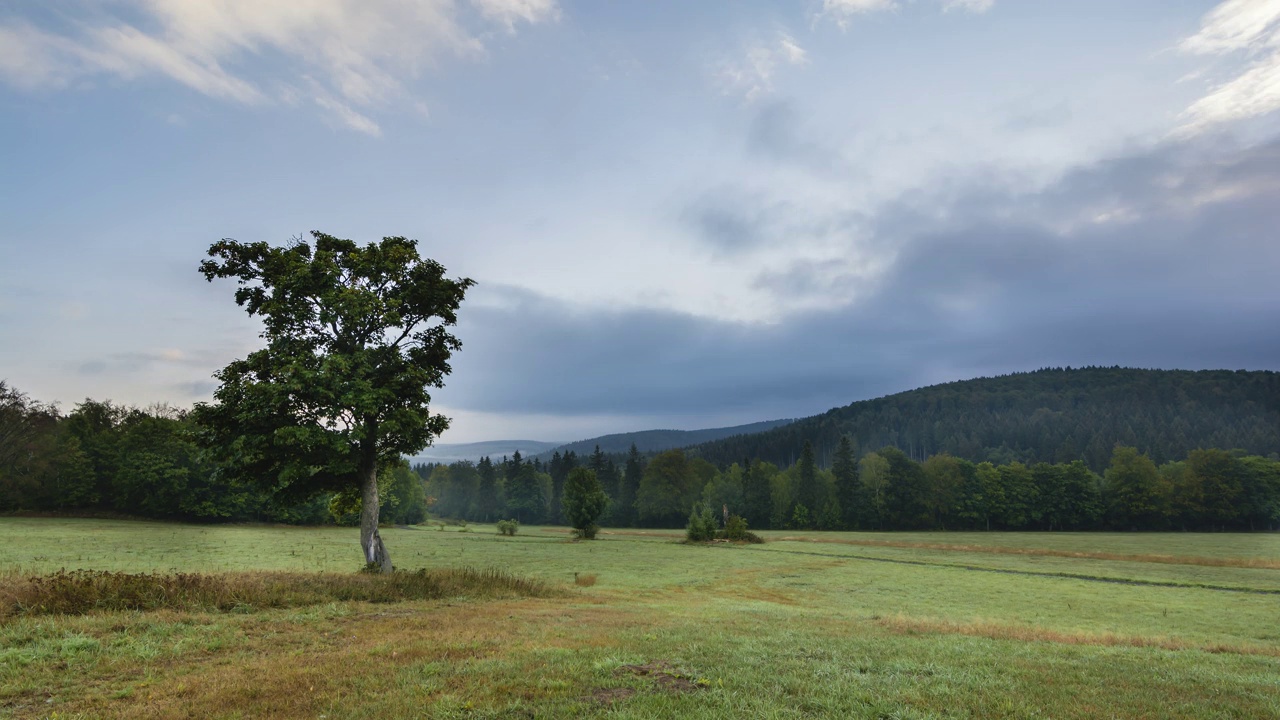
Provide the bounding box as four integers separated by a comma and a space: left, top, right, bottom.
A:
1, 518, 1278, 719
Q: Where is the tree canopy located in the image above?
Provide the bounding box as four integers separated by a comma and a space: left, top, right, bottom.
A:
193, 232, 473, 571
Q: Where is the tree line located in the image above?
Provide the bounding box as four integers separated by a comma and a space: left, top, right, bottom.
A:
0, 383, 427, 525
418, 439, 1280, 532
5, 377, 1279, 532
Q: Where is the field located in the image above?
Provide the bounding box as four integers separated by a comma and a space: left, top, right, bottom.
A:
2, 519, 1279, 719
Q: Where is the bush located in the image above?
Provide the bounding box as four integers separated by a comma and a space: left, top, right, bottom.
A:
497, 519, 519, 536
720, 514, 765, 544
686, 510, 765, 544
722, 514, 749, 540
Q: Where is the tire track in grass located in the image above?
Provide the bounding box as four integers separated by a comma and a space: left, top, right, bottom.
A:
745, 544, 1280, 595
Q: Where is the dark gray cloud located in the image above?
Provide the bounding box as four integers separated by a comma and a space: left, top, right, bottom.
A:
445, 133, 1280, 423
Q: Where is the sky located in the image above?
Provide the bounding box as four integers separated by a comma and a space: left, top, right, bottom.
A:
2, 0, 1280, 444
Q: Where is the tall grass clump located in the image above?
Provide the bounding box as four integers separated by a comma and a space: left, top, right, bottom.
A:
0, 566, 555, 620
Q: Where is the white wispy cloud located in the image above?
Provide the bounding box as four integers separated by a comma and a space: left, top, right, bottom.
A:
0, 0, 558, 135
471, 0, 561, 32
717, 33, 809, 101
941, 0, 995, 13
1177, 0, 1280, 134
816, 0, 993, 29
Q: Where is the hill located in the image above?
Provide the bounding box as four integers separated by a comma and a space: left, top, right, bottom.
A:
535, 418, 795, 460
684, 367, 1280, 471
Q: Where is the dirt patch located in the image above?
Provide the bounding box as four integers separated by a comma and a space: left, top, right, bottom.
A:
615, 661, 706, 692
582, 687, 637, 704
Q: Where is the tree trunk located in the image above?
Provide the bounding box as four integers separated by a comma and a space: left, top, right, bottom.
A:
360, 451, 393, 574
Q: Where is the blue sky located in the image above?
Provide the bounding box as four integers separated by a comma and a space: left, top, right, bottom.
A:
2, 0, 1279, 443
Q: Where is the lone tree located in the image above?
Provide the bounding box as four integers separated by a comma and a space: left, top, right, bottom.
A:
562, 467, 608, 539
193, 232, 473, 572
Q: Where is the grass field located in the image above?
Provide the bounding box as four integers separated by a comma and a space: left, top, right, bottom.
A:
2, 518, 1279, 719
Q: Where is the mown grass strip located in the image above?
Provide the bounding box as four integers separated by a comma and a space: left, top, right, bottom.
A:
776, 535, 1280, 570
0, 566, 557, 620
875, 614, 1280, 657
750, 545, 1280, 595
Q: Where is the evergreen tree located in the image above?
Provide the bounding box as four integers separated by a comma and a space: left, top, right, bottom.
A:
832, 436, 861, 529
742, 459, 774, 529
616, 444, 643, 527
504, 457, 545, 524
472, 456, 502, 522
882, 447, 931, 529
793, 441, 819, 528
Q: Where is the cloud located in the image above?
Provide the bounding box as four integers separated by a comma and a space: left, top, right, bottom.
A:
716, 32, 808, 101
0, 0, 558, 134
470, 0, 561, 32
1177, 0, 1280, 134
445, 133, 1280, 423
816, 0, 993, 28
746, 100, 856, 175
941, 0, 994, 13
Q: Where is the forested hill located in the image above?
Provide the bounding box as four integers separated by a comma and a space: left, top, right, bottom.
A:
536, 419, 794, 460
686, 368, 1280, 472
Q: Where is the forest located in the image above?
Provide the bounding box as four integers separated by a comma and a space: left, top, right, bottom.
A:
685, 367, 1280, 471
2, 366, 1278, 532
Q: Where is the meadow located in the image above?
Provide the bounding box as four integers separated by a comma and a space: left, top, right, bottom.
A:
2, 518, 1279, 719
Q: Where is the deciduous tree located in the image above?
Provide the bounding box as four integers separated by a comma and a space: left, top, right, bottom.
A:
194, 232, 473, 572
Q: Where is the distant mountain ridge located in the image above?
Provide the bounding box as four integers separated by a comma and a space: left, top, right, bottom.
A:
410, 440, 563, 465
683, 367, 1280, 472
534, 418, 795, 460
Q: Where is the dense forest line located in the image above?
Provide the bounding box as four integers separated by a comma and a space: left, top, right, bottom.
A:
0, 383, 429, 525
418, 441, 1280, 533
686, 368, 1280, 472
4, 368, 1278, 532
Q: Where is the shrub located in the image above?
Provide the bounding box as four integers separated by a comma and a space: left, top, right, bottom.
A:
722, 514, 749, 540
719, 514, 765, 544
686, 510, 765, 544
497, 519, 520, 536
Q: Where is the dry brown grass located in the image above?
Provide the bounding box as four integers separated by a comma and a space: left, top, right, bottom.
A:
0, 567, 555, 620
574, 572, 599, 587
19, 599, 649, 719
777, 536, 1280, 570
874, 614, 1280, 658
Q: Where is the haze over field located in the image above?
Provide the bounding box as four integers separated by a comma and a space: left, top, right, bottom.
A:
2, 0, 1280, 442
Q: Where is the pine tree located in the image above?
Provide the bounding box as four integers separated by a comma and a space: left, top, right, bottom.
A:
832, 436, 861, 530
617, 444, 643, 527
742, 459, 773, 529
792, 441, 819, 529
472, 456, 502, 522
